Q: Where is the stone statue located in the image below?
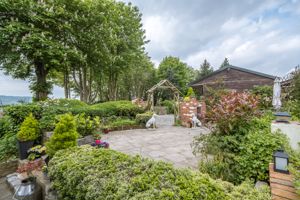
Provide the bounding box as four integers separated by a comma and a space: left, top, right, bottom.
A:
146, 114, 158, 129
191, 113, 201, 128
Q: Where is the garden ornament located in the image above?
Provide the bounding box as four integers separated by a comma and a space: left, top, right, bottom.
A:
146, 114, 158, 129
191, 113, 201, 128
272, 77, 282, 111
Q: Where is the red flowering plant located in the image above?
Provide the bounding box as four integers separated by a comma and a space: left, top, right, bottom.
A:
17, 159, 44, 178
208, 91, 261, 135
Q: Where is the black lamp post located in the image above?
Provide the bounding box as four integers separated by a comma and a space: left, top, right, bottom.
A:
273, 150, 289, 174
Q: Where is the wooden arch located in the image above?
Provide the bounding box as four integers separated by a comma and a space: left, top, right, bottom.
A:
146, 80, 181, 120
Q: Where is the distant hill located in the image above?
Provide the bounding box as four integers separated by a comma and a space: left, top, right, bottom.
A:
0, 95, 32, 106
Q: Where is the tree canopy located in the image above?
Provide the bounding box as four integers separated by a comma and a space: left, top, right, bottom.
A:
157, 56, 194, 93
220, 57, 230, 69
0, 0, 151, 102
197, 59, 214, 80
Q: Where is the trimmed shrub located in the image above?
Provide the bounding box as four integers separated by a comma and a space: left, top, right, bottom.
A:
4, 104, 42, 126
75, 114, 100, 137
109, 119, 136, 129
135, 111, 153, 125
87, 101, 143, 118
46, 113, 79, 157
48, 146, 271, 200
17, 113, 40, 142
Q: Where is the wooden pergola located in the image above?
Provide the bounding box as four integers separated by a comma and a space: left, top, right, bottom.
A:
146, 80, 181, 120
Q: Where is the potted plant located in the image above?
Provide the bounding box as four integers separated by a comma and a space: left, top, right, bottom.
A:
94, 132, 102, 145
17, 113, 40, 160
27, 145, 46, 161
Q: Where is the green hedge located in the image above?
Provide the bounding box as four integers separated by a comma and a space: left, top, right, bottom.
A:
4, 100, 143, 131
49, 146, 271, 200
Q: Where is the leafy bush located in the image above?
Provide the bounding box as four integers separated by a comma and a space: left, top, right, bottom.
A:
46, 114, 79, 157
109, 119, 136, 129
87, 101, 144, 118
0, 116, 13, 138
17, 113, 40, 142
185, 87, 196, 98
250, 85, 272, 109
48, 146, 271, 200
290, 144, 300, 195
38, 98, 87, 108
75, 114, 100, 137
208, 92, 260, 135
283, 100, 300, 121
4, 104, 42, 126
0, 132, 17, 161
161, 100, 174, 114
135, 112, 153, 125
194, 97, 289, 184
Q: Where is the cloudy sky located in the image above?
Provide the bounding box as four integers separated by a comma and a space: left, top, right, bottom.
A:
1, 0, 300, 97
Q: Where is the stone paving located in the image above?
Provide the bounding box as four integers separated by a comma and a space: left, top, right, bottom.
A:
102, 115, 209, 169
0, 177, 13, 200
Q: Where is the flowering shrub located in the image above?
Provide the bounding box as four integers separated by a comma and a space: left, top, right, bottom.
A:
209, 92, 260, 134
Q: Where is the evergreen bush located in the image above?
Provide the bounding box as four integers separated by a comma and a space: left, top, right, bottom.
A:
49, 146, 271, 200
46, 113, 79, 157
17, 113, 40, 142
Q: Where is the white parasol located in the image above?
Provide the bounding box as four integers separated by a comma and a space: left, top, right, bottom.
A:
272, 77, 282, 111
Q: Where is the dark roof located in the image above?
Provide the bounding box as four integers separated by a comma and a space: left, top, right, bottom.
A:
190, 65, 276, 86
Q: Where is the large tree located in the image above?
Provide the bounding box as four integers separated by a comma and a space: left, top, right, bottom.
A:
157, 56, 194, 93
197, 59, 214, 79
0, 0, 79, 101
0, 0, 148, 102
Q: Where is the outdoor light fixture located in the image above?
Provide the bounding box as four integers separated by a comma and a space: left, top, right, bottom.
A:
273, 150, 289, 174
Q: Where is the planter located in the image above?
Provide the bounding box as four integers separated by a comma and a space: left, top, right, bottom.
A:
13, 177, 42, 200
18, 140, 34, 160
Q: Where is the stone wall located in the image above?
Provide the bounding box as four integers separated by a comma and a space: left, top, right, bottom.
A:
0, 160, 18, 177
269, 163, 300, 200
179, 98, 201, 127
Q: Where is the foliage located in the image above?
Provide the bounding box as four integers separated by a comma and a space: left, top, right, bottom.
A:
185, 87, 196, 98
161, 100, 175, 114
48, 146, 271, 200
157, 56, 194, 93
220, 58, 230, 68
38, 99, 87, 108
17, 113, 40, 142
27, 145, 46, 161
86, 101, 143, 118
250, 85, 273, 109
208, 92, 260, 135
194, 98, 289, 184
291, 69, 300, 100
17, 159, 44, 176
283, 100, 300, 121
75, 114, 100, 137
0, 0, 148, 102
197, 59, 214, 80
109, 119, 137, 129
4, 104, 42, 126
0, 132, 17, 161
0, 116, 13, 138
290, 146, 300, 195
135, 112, 153, 125
46, 114, 78, 157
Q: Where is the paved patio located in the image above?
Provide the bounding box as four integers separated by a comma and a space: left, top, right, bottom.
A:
102, 116, 209, 169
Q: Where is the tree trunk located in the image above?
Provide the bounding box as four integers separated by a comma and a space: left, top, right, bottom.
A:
64, 68, 70, 99
34, 61, 49, 101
